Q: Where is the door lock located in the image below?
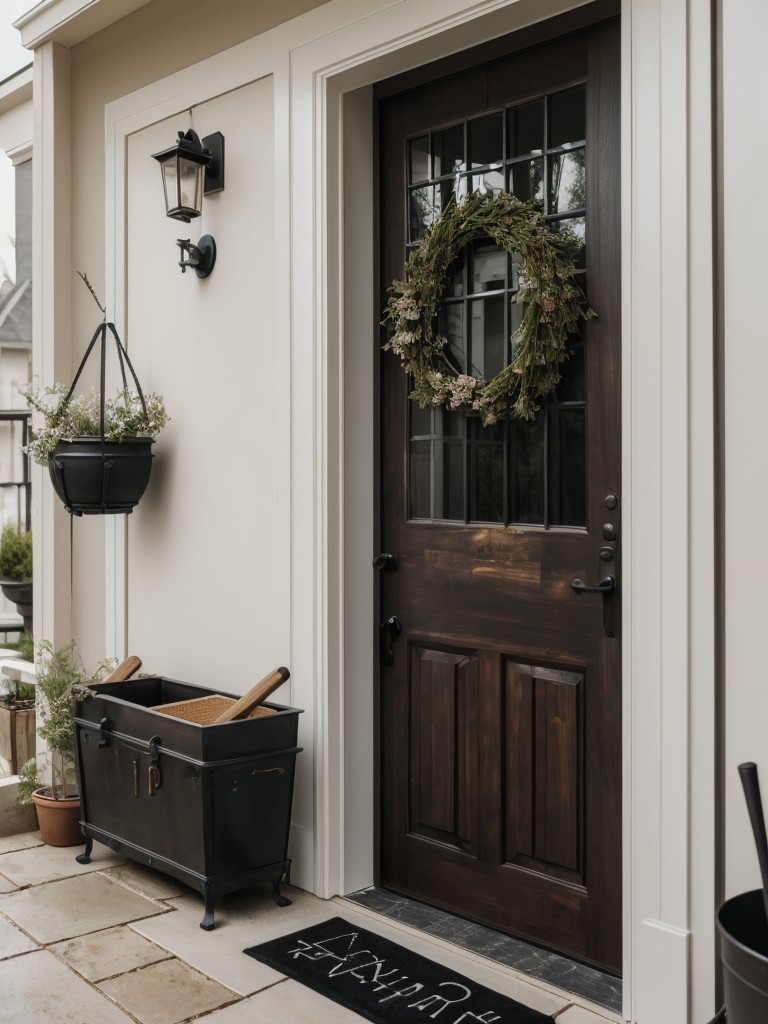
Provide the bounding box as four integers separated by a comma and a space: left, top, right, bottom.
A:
379, 615, 401, 667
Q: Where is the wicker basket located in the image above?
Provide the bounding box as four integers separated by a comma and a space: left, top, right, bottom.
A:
150, 694, 276, 725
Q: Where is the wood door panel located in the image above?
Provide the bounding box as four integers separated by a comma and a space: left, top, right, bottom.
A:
398, 571, 602, 656
409, 645, 479, 849
405, 845, 591, 956
378, 18, 621, 972
404, 646, 589, 882
397, 524, 613, 594
507, 662, 584, 879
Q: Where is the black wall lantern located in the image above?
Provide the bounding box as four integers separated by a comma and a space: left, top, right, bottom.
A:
152, 129, 224, 277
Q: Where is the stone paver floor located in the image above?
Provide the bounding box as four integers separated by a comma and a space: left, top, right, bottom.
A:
0, 831, 620, 1024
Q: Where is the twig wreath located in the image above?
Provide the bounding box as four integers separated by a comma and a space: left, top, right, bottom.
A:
382, 190, 594, 424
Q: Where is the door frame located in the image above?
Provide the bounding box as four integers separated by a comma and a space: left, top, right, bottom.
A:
80, 0, 715, 1020
308, 2, 716, 1023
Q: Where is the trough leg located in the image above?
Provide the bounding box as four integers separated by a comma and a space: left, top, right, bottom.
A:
75, 837, 94, 865
200, 886, 217, 930
271, 875, 292, 908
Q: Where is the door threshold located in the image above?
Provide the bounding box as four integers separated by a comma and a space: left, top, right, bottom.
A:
343, 886, 622, 1016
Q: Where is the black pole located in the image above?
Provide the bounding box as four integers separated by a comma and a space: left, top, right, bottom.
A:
738, 761, 768, 925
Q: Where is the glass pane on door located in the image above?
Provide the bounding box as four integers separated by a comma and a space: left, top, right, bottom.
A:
405, 83, 588, 528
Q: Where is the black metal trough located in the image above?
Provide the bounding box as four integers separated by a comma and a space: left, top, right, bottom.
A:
73, 676, 302, 929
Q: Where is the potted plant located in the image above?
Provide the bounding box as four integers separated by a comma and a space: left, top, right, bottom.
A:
16, 756, 40, 805
17, 641, 101, 846
21, 276, 167, 516
23, 376, 168, 516
17, 643, 142, 846
0, 524, 33, 632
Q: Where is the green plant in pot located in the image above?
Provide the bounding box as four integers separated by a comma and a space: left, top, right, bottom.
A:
22, 384, 168, 467
22, 381, 168, 516
18, 642, 140, 847
16, 756, 39, 805
20, 640, 100, 847
0, 524, 32, 633
21, 276, 168, 517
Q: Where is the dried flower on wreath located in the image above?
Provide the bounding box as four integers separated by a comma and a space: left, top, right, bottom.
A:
382, 190, 595, 424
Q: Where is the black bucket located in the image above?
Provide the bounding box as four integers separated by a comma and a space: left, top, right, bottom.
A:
717, 889, 768, 1023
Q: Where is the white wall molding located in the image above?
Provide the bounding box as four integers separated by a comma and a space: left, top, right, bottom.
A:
622, 0, 716, 1019
0, 66, 32, 114
7, 141, 32, 165
635, 920, 691, 1023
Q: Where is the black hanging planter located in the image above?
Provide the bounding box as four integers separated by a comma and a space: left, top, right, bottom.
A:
49, 437, 154, 516
44, 321, 157, 516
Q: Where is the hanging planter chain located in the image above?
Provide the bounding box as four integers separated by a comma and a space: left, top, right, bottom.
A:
57, 321, 149, 447
46, 321, 157, 516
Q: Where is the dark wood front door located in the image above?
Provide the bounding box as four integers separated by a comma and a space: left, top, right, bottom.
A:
377, 18, 621, 972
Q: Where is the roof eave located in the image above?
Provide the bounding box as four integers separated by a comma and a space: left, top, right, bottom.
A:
14, 0, 154, 51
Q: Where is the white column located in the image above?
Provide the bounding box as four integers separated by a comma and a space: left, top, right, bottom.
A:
625, 0, 717, 1020
32, 41, 73, 651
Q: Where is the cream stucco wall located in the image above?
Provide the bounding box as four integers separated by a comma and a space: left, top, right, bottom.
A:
124, 79, 280, 689
64, 0, 329, 668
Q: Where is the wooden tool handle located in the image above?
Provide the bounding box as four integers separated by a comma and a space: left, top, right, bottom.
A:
102, 655, 142, 683
212, 666, 290, 724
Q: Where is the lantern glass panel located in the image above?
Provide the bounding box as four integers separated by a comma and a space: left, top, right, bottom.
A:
179, 156, 204, 215
160, 160, 177, 216
161, 154, 204, 221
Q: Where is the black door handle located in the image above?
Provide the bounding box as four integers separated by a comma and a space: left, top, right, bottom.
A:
570, 575, 617, 637
380, 615, 401, 667
373, 553, 398, 572
570, 576, 615, 595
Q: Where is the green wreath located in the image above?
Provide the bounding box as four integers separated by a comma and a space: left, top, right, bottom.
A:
382, 190, 594, 424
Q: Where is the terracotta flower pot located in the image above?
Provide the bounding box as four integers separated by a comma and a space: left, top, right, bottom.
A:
31, 788, 83, 847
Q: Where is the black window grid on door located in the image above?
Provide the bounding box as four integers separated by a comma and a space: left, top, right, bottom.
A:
404, 84, 588, 529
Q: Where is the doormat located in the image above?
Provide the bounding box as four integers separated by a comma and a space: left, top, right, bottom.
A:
244, 916, 554, 1024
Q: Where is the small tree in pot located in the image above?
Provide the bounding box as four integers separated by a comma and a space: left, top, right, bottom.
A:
37, 641, 98, 799
19, 641, 100, 846
18, 643, 141, 846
